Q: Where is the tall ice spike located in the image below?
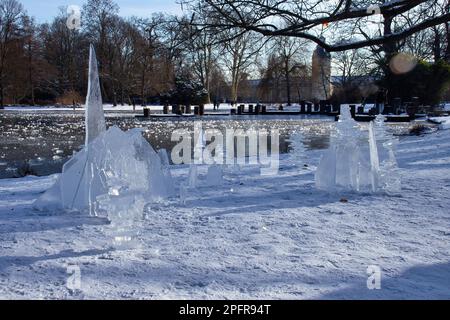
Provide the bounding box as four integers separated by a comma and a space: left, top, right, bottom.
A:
85, 44, 106, 145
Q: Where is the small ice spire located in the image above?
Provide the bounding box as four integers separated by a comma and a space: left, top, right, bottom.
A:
85, 44, 106, 146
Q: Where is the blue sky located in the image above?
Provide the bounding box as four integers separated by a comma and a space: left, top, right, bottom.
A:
20, 0, 183, 22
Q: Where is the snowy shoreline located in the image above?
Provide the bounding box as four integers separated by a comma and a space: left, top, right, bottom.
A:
0, 128, 449, 299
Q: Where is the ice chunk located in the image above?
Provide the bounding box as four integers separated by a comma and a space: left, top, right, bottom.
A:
368, 122, 380, 192
205, 165, 224, 186
33, 178, 63, 212
158, 149, 170, 166
373, 114, 401, 193
188, 164, 198, 188
157, 148, 175, 194
98, 192, 145, 249
179, 184, 188, 206
315, 109, 401, 194
194, 121, 206, 163
315, 146, 336, 190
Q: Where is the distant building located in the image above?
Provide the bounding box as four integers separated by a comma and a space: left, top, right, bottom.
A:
311, 44, 332, 102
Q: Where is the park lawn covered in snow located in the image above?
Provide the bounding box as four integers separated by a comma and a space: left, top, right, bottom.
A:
0, 129, 449, 300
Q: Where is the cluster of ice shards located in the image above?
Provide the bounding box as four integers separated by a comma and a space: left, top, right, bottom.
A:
315, 106, 400, 194
184, 122, 224, 195
35, 126, 175, 214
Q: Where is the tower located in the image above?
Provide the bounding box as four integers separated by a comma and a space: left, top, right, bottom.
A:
311, 44, 332, 102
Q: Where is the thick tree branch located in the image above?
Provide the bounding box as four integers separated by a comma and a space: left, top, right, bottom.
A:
189, 0, 449, 52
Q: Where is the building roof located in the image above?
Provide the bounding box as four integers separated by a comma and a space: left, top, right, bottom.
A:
314, 45, 331, 59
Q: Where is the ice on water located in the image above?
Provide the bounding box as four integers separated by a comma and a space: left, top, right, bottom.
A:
315, 106, 400, 193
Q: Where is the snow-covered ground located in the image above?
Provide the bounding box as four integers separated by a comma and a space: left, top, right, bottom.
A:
0, 129, 449, 300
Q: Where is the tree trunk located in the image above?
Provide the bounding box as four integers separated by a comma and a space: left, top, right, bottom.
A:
433, 27, 441, 62
28, 42, 35, 106
120, 86, 124, 106
0, 82, 4, 108
141, 69, 146, 107
446, 19, 450, 62
383, 14, 396, 103
285, 59, 291, 106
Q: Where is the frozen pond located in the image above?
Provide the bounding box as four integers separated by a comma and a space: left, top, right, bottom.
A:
0, 110, 422, 178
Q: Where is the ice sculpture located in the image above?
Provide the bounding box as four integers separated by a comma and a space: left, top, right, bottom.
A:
315, 108, 400, 194
372, 114, 401, 193
98, 192, 145, 248
35, 126, 175, 213
35, 45, 175, 214
287, 131, 307, 167
186, 122, 205, 189
315, 105, 363, 191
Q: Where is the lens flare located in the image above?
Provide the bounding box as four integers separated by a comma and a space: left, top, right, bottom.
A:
389, 53, 417, 75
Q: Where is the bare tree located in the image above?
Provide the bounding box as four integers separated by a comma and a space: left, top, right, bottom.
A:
41, 8, 87, 99
187, 25, 219, 103
0, 0, 24, 107
334, 49, 369, 86
258, 54, 284, 103
109, 18, 138, 105
83, 0, 120, 102
272, 36, 309, 105
220, 31, 265, 104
